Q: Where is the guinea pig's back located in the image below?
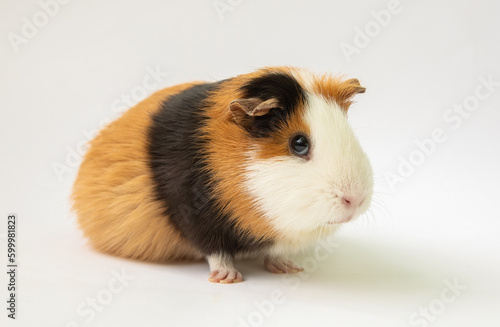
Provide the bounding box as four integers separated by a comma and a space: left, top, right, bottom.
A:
72, 82, 204, 262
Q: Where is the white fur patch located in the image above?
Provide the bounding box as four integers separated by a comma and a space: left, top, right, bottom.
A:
207, 253, 235, 271
243, 93, 373, 256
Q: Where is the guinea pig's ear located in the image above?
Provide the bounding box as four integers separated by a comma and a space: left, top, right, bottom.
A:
336, 78, 366, 111
229, 98, 281, 128
344, 78, 366, 95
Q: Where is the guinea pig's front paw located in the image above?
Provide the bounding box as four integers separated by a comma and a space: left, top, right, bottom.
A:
208, 268, 243, 284
206, 253, 243, 284
264, 256, 304, 274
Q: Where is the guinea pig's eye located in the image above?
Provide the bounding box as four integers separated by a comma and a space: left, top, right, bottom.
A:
289, 134, 310, 157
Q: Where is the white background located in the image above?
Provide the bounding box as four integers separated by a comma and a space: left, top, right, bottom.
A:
1, 0, 500, 326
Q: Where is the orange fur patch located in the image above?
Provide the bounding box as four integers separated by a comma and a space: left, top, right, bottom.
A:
252, 103, 310, 160
312, 75, 366, 111
72, 82, 205, 262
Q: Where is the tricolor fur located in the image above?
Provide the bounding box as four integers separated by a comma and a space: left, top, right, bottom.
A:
72, 67, 373, 282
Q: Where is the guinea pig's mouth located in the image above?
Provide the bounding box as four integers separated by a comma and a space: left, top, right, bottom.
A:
327, 214, 354, 225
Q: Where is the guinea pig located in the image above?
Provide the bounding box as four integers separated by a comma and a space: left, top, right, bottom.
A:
72, 66, 373, 284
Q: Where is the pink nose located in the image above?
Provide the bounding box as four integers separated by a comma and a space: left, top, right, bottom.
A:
341, 196, 363, 208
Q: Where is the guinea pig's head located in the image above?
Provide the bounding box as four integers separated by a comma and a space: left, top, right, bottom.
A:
227, 67, 373, 237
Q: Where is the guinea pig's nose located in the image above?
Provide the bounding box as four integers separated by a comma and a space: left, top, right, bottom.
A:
341, 196, 363, 208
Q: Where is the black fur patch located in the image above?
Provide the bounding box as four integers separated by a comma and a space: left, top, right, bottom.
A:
148, 82, 271, 257
239, 71, 306, 137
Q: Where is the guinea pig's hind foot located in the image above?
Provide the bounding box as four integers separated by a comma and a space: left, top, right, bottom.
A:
206, 253, 243, 284
264, 256, 304, 274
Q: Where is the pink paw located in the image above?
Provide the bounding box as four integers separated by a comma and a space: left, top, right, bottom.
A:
264, 257, 304, 274
208, 269, 243, 284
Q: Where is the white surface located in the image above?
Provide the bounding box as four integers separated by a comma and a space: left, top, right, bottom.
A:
1, 0, 500, 326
